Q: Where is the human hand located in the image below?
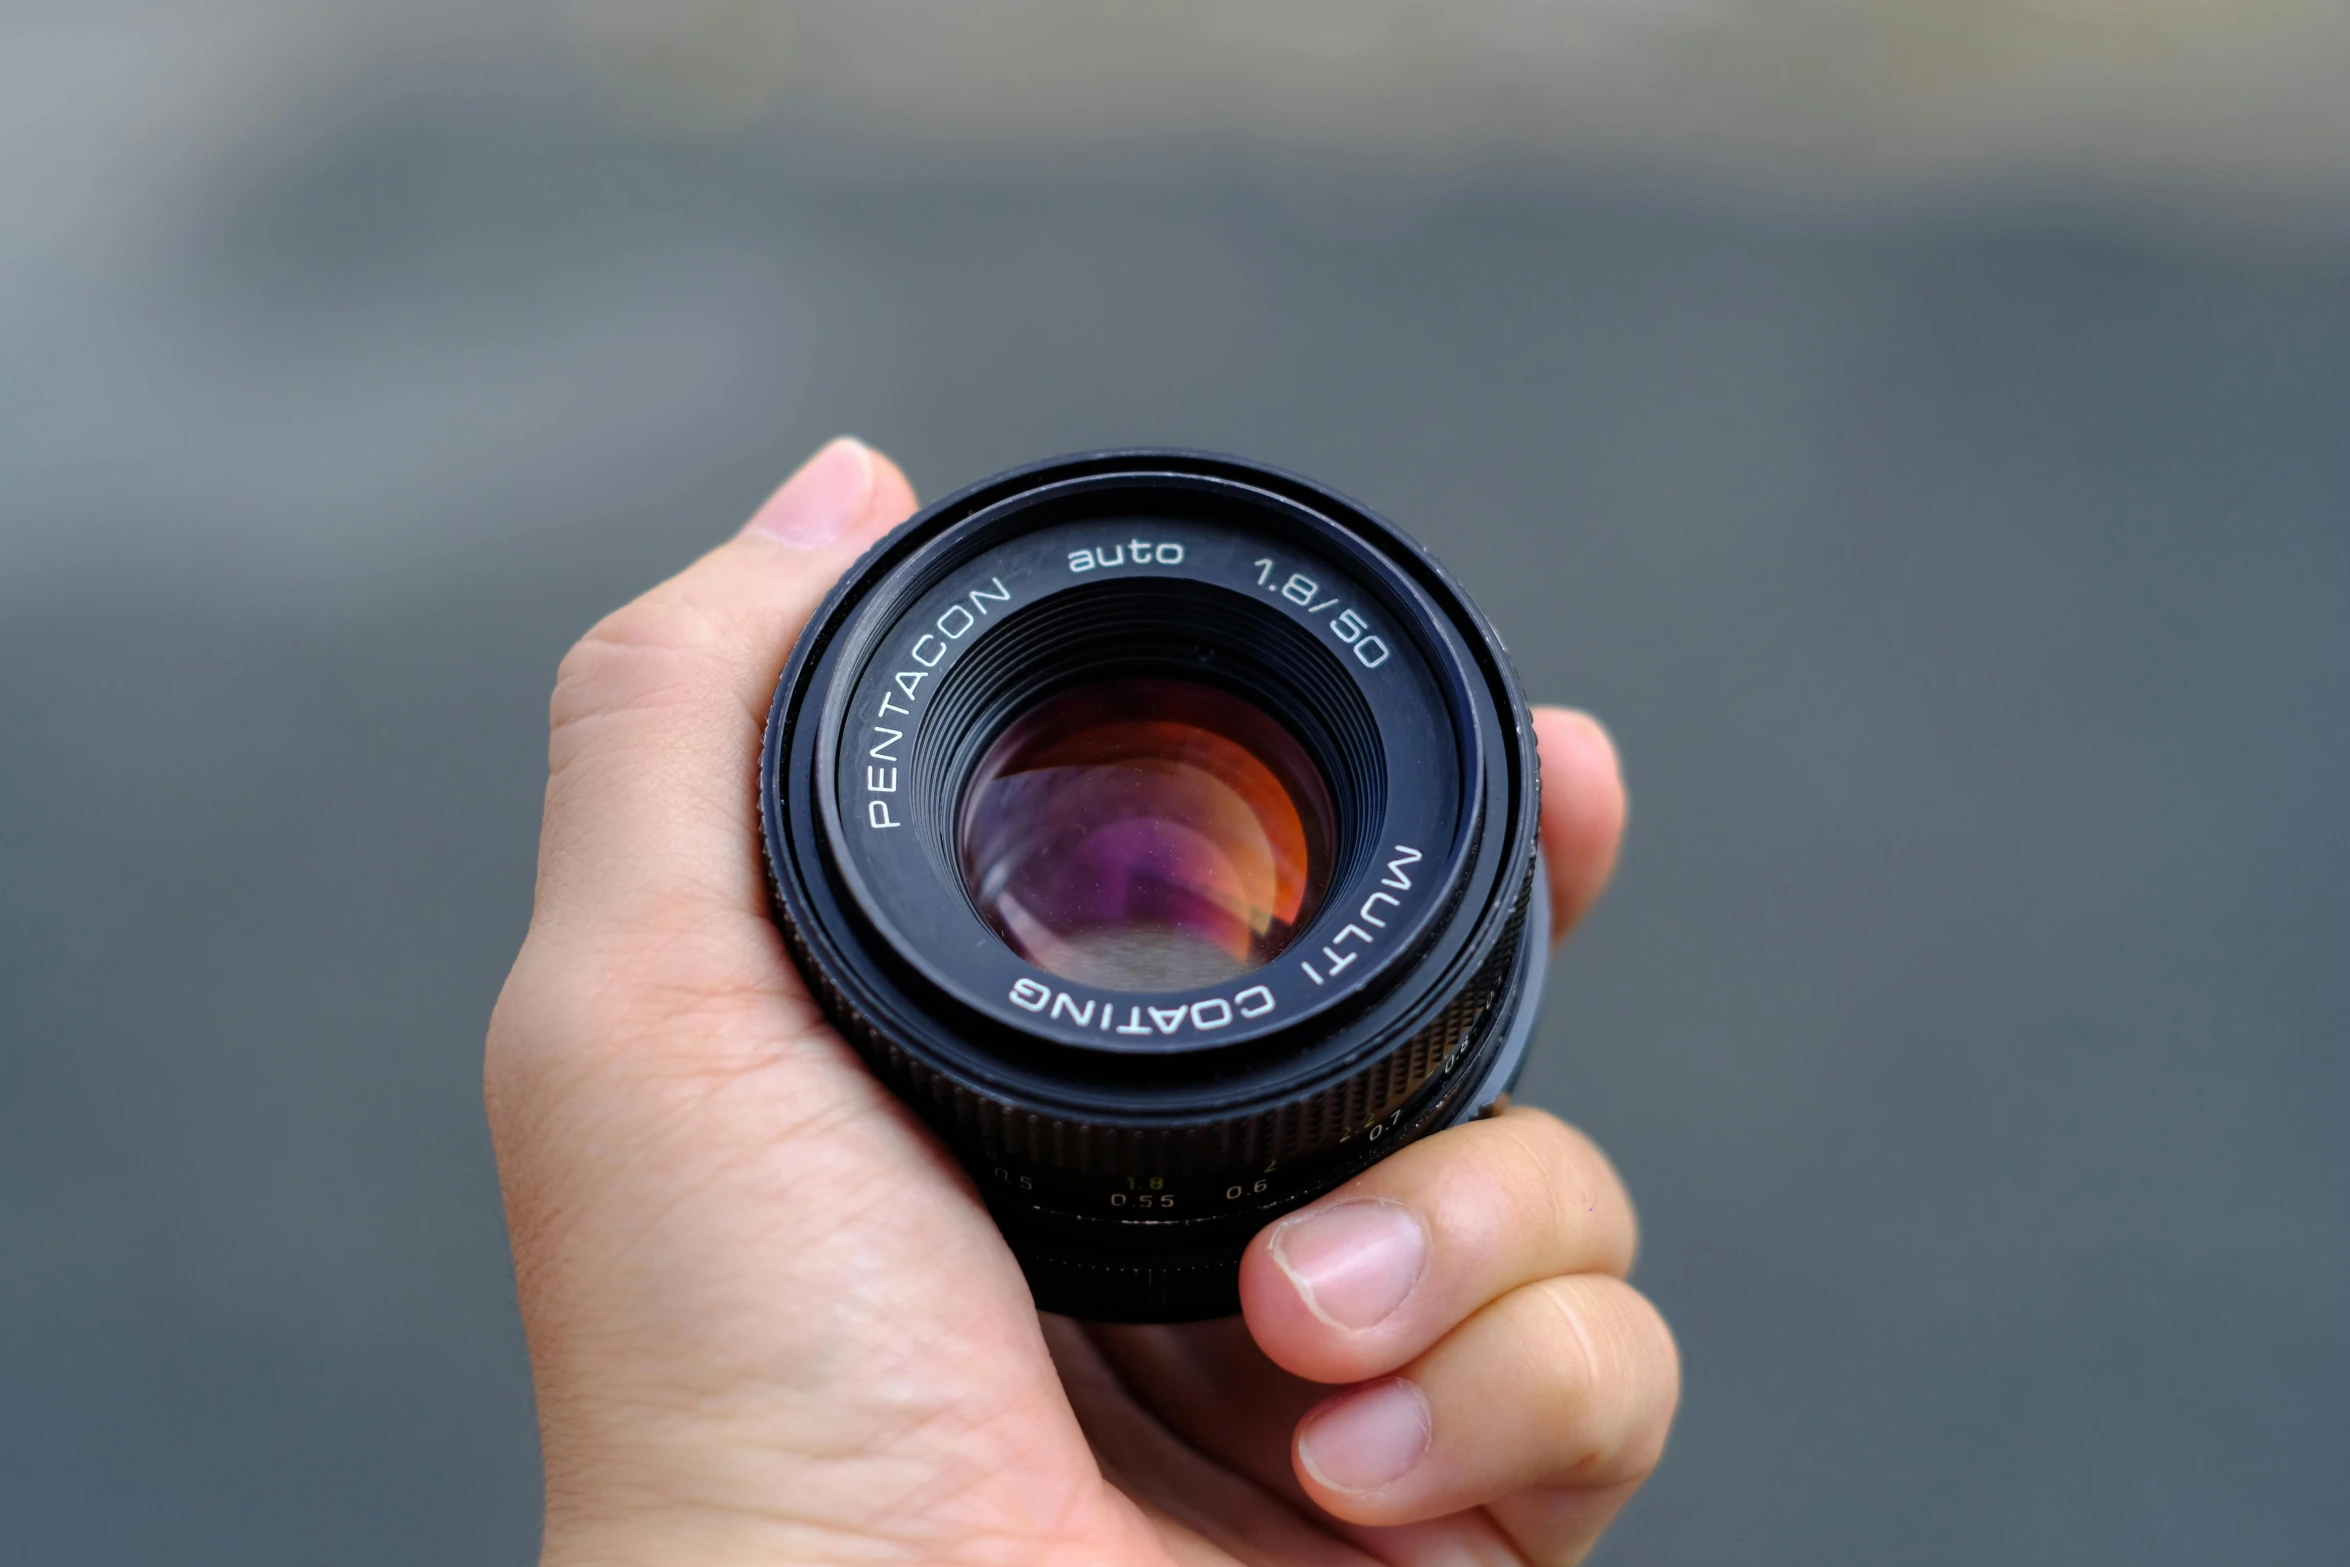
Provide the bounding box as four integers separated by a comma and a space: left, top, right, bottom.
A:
486, 438, 1678, 1566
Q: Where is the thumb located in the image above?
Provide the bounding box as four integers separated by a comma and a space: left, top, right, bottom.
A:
533, 437, 918, 945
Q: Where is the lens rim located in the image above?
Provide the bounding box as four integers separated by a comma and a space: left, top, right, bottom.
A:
803, 476, 1481, 1064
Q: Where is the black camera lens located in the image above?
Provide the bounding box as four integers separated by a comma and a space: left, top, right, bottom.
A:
760, 451, 1545, 1321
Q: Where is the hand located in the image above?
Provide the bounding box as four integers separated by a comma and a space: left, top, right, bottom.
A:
487, 438, 1679, 1566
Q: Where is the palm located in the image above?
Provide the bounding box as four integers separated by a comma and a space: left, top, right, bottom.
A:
503, 918, 1519, 1563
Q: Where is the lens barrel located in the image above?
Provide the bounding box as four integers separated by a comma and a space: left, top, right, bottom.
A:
760, 451, 1543, 1321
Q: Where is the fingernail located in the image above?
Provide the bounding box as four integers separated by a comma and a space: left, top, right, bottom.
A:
744, 437, 874, 548
1297, 1378, 1432, 1494
1268, 1197, 1428, 1330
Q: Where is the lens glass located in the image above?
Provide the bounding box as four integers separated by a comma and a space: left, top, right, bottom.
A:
958, 677, 1334, 992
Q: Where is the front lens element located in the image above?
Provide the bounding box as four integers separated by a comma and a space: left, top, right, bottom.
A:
958, 677, 1335, 992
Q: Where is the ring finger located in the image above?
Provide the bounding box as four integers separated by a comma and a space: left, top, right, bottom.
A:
1291, 1273, 1680, 1538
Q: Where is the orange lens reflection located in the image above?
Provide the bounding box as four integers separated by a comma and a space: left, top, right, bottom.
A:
957, 678, 1335, 994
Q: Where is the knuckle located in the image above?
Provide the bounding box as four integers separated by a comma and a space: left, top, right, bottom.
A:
481, 941, 589, 1130
1536, 1277, 1677, 1482
1521, 1113, 1636, 1267
550, 593, 731, 738
1476, 1110, 1637, 1273
1523, 1108, 1608, 1179
1486, 1107, 1588, 1191
483, 988, 525, 1126
1637, 1289, 1684, 1422
490, 923, 819, 1101
1524, 1278, 1602, 1406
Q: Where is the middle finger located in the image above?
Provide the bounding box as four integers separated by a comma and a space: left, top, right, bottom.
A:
1240, 1106, 1638, 1385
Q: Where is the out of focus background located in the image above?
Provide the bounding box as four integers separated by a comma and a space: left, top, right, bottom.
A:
5, 4, 2346, 1562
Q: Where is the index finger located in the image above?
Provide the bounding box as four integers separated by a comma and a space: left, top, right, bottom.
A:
531, 438, 919, 946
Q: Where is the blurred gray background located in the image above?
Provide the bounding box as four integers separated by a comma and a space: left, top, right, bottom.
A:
3, 4, 2346, 1563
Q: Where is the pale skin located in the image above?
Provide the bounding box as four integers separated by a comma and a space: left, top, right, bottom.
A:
487, 438, 1681, 1566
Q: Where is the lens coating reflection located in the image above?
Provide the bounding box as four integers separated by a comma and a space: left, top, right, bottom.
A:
958, 677, 1334, 993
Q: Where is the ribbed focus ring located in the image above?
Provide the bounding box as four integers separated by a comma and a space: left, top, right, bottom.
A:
774, 845, 1533, 1195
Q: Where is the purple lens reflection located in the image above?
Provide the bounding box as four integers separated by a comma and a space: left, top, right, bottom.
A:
957, 678, 1335, 993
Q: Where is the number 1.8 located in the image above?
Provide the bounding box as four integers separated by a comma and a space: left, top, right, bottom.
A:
1253, 559, 1390, 668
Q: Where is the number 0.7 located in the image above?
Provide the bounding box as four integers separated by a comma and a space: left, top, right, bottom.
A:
1252, 560, 1391, 668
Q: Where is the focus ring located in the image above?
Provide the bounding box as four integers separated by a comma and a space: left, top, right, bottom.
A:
771, 845, 1534, 1196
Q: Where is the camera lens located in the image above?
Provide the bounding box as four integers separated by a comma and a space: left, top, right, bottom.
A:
761, 451, 1545, 1320
958, 676, 1336, 992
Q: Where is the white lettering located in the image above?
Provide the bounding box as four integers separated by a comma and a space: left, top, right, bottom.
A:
865, 766, 898, 793
868, 800, 901, 829
970, 577, 1011, 611
1382, 844, 1423, 890
936, 603, 976, 640
1009, 983, 1273, 1035
1075, 542, 1191, 570
894, 669, 927, 701
1359, 890, 1399, 926
909, 635, 946, 668
869, 726, 902, 762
